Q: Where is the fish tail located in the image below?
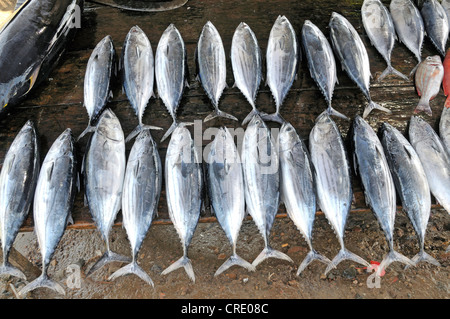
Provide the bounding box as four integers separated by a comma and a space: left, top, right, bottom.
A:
86, 250, 131, 276
414, 98, 433, 116
260, 112, 286, 124
242, 109, 261, 126
108, 261, 154, 287
363, 100, 392, 118
77, 124, 96, 141
376, 250, 414, 276
326, 105, 349, 120
323, 248, 369, 275
296, 249, 331, 276
445, 96, 450, 109
18, 273, 65, 297
377, 65, 409, 82
252, 246, 293, 267
161, 255, 196, 282
204, 109, 238, 122
407, 250, 441, 269
214, 254, 255, 277
126, 124, 163, 143
0, 262, 26, 280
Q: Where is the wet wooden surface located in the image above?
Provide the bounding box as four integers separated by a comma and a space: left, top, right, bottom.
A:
0, 0, 447, 232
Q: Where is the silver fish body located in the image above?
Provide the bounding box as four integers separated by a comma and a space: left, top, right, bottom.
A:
414, 55, 444, 116
440, 106, 450, 154
352, 115, 413, 274
409, 116, 450, 215
380, 122, 440, 267
231, 22, 263, 125
0, 121, 39, 280
301, 20, 347, 119
207, 127, 255, 276
279, 121, 330, 275
162, 125, 202, 282
84, 109, 130, 275
442, 0, 450, 26
265, 15, 299, 124
108, 129, 162, 286
242, 115, 293, 267
196, 21, 237, 122
156, 24, 189, 142
361, 0, 408, 81
329, 12, 389, 118
19, 129, 77, 296
309, 112, 368, 274
421, 0, 449, 57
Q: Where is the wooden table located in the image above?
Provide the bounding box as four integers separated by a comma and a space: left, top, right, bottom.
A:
0, 0, 446, 232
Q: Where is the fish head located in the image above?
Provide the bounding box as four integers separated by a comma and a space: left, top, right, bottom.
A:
408, 115, 428, 140
279, 121, 300, 151
45, 128, 75, 160
424, 55, 443, 67
95, 109, 124, 142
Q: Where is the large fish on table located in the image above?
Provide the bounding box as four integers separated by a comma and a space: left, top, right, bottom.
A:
242, 115, 293, 267
352, 116, 413, 276
196, 21, 237, 122
381, 123, 440, 267
329, 12, 390, 118
122, 26, 162, 143
84, 109, 130, 276
309, 112, 368, 275
421, 0, 449, 57
389, 0, 424, 76
361, 0, 409, 81
301, 20, 347, 120
0, 0, 83, 118
279, 121, 331, 275
156, 24, 190, 142
78, 35, 117, 141
0, 121, 39, 280
414, 56, 444, 116
162, 125, 202, 282
108, 129, 162, 287
264, 15, 299, 124
207, 127, 255, 276
19, 129, 77, 296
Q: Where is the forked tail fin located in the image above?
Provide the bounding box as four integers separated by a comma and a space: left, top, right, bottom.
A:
296, 249, 331, 276
0, 262, 26, 280
376, 250, 414, 276
161, 255, 196, 282
161, 121, 194, 142
260, 112, 286, 124
86, 250, 131, 276
324, 248, 369, 275
252, 246, 293, 267
363, 100, 392, 118
327, 105, 349, 120
77, 124, 96, 142
414, 97, 433, 116
18, 273, 65, 297
377, 65, 409, 82
204, 109, 238, 122
406, 250, 441, 269
214, 254, 255, 277
125, 124, 163, 143
108, 261, 154, 287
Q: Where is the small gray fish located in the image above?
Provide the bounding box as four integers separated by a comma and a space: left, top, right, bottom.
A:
301, 20, 348, 120
279, 121, 331, 276
264, 15, 299, 124
439, 106, 450, 154
421, 0, 449, 57
84, 109, 130, 276
231, 22, 263, 126
0, 121, 39, 280
207, 127, 255, 276
352, 116, 413, 276
108, 129, 162, 287
409, 116, 450, 215
242, 115, 293, 267
309, 112, 369, 275
381, 123, 440, 268
329, 12, 390, 118
78, 35, 116, 141
162, 125, 202, 282
156, 24, 190, 142
389, 0, 425, 75
196, 21, 237, 122
19, 129, 77, 296
361, 0, 409, 81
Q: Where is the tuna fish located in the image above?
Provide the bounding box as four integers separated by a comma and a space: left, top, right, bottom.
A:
301, 20, 348, 120
361, 0, 409, 81
0, 121, 39, 280
414, 55, 444, 116
122, 26, 163, 143
108, 129, 162, 287
409, 116, 450, 215
309, 112, 369, 274
442, 49, 450, 109
440, 106, 450, 153
389, 0, 424, 75
156, 24, 190, 142
162, 125, 202, 282
421, 0, 449, 57
196, 21, 237, 122
78, 35, 117, 141
381, 122, 440, 267
242, 115, 293, 267
84, 109, 130, 276
329, 12, 390, 118
352, 116, 413, 276
264, 16, 299, 124
279, 121, 331, 275
207, 127, 255, 276
19, 129, 77, 296
231, 22, 263, 126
